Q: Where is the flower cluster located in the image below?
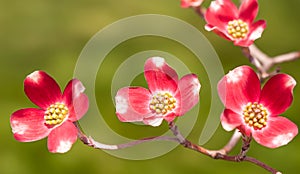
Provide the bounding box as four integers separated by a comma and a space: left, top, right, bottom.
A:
8, 2, 298, 171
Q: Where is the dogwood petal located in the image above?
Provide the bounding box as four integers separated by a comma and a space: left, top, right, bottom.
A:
248, 20, 266, 41
163, 112, 177, 122
181, 0, 203, 8
115, 87, 151, 122
144, 57, 178, 93
47, 121, 78, 153
233, 20, 266, 47
205, 24, 233, 41
260, 74, 296, 115
205, 0, 238, 32
10, 108, 51, 142
176, 74, 201, 115
63, 79, 89, 121
218, 66, 260, 113
220, 109, 242, 132
24, 71, 62, 109
252, 116, 298, 148
239, 0, 259, 23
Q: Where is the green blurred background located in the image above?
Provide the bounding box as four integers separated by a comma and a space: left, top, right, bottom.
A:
1, 0, 300, 173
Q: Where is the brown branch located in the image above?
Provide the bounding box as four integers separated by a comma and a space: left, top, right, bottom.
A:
244, 45, 300, 80
76, 120, 281, 173
236, 135, 251, 161
220, 129, 242, 154
168, 122, 281, 174
74, 122, 178, 150
273, 51, 300, 64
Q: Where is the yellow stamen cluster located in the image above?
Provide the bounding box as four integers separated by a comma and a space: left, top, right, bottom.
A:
243, 102, 268, 130
226, 19, 249, 39
149, 92, 176, 115
44, 102, 68, 126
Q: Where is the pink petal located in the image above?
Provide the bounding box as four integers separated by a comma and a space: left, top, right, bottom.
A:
260, 74, 296, 115
68, 93, 89, 122
248, 20, 266, 41
238, 0, 259, 23
218, 66, 260, 113
63, 79, 89, 121
237, 124, 252, 137
181, 0, 203, 8
176, 74, 201, 115
233, 20, 266, 47
221, 109, 242, 132
24, 71, 62, 109
233, 38, 254, 47
10, 108, 51, 142
181, 1, 190, 8
115, 87, 152, 122
144, 57, 178, 93
47, 121, 78, 153
252, 116, 298, 148
163, 112, 177, 122
205, 0, 238, 32
205, 24, 232, 41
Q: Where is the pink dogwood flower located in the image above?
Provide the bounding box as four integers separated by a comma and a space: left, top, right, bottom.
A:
115, 57, 201, 127
204, 0, 266, 47
218, 66, 298, 148
181, 0, 204, 8
10, 71, 89, 153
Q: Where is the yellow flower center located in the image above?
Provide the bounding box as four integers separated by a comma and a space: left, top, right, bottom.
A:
149, 92, 176, 115
226, 19, 249, 39
243, 102, 268, 130
44, 102, 69, 126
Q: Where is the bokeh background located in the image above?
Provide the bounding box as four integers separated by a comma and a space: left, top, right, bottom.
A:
1, 0, 300, 174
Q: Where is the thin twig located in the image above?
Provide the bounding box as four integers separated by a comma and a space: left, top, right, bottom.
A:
76, 120, 281, 173
74, 122, 178, 150
168, 122, 280, 174
218, 129, 242, 155
236, 135, 251, 161
273, 51, 300, 64
246, 44, 300, 80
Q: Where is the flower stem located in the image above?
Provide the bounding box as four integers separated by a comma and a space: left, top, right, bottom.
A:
75, 120, 280, 173
168, 121, 280, 174
74, 122, 178, 150
216, 129, 242, 155
242, 45, 300, 80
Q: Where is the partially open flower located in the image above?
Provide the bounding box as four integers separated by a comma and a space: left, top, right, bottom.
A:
181, 0, 204, 8
115, 57, 201, 127
10, 71, 89, 153
204, 0, 266, 47
218, 66, 298, 148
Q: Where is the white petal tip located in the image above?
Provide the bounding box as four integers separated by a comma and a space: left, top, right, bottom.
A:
151, 57, 165, 67
27, 71, 42, 83
145, 117, 164, 127
11, 120, 27, 135
272, 133, 295, 147
226, 68, 243, 83
73, 80, 86, 98
56, 140, 73, 153
115, 96, 128, 114
192, 77, 201, 95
